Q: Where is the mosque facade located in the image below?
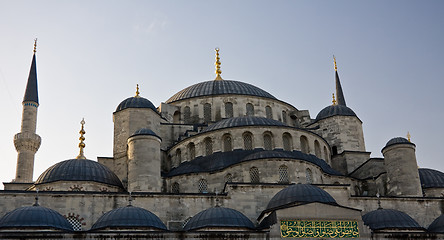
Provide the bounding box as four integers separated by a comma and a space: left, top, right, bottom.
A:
1, 44, 444, 239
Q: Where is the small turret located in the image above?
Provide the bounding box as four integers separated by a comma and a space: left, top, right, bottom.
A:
13, 39, 41, 183
382, 136, 422, 197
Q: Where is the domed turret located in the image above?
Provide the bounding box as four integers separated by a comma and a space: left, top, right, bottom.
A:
183, 207, 255, 231
113, 85, 161, 187
382, 136, 422, 197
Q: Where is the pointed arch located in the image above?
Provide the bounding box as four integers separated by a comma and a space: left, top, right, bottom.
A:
282, 133, 293, 151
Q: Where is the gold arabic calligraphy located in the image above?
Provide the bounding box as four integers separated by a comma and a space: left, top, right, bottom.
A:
280, 220, 359, 238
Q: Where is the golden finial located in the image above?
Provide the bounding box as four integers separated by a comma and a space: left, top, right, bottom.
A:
333, 55, 337, 71
407, 132, 411, 142
332, 93, 337, 105
33, 38, 37, 53
214, 48, 223, 80
76, 118, 86, 159
135, 84, 140, 97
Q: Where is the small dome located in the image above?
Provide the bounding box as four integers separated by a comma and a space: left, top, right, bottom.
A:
384, 137, 414, 148
166, 80, 276, 103
419, 168, 444, 188
315, 105, 357, 121
362, 209, 423, 231
91, 205, 167, 230
130, 128, 161, 139
183, 207, 255, 231
428, 214, 444, 233
203, 116, 286, 133
35, 159, 124, 189
0, 205, 73, 231
266, 184, 336, 210
115, 96, 157, 113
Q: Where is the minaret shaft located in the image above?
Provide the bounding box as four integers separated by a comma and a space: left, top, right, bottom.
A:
14, 45, 41, 183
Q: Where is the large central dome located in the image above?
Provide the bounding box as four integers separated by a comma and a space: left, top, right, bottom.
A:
166, 80, 276, 103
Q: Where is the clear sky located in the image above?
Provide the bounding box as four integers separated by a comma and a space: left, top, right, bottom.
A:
0, 1, 443, 188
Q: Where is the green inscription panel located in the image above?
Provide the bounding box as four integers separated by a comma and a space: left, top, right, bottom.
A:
280, 220, 359, 238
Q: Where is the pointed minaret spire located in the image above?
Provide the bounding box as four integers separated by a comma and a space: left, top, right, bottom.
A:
214, 48, 223, 80
76, 118, 86, 159
333, 55, 346, 106
23, 38, 39, 104
14, 40, 41, 183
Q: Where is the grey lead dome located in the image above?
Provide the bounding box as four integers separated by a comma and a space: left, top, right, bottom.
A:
316, 104, 357, 121
362, 209, 423, 231
183, 207, 255, 231
115, 96, 157, 113
166, 80, 277, 103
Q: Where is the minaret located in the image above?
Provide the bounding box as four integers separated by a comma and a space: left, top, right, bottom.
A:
13, 39, 41, 183
334, 55, 346, 106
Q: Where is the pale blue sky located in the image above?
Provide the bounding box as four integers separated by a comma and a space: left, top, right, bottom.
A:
0, 1, 443, 187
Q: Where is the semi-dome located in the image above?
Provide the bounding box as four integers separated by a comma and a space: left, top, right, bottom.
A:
266, 184, 336, 210
418, 168, 444, 188
166, 80, 276, 103
130, 128, 161, 139
115, 96, 157, 113
35, 159, 124, 189
316, 104, 357, 121
203, 116, 286, 133
428, 214, 444, 233
183, 207, 255, 231
0, 205, 73, 231
362, 209, 423, 231
91, 205, 167, 230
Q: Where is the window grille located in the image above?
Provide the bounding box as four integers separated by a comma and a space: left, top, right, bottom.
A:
198, 179, 208, 193
204, 103, 212, 122
282, 111, 287, 124
243, 132, 253, 150
306, 168, 313, 184
300, 136, 309, 154
188, 143, 195, 160
279, 165, 289, 183
250, 167, 260, 183
225, 173, 233, 183
172, 182, 180, 193
225, 102, 233, 118
283, 133, 292, 151
265, 106, 272, 119
264, 134, 273, 150
246, 103, 254, 116
66, 216, 82, 231
223, 135, 232, 152
184, 106, 191, 124
204, 138, 213, 156
182, 217, 192, 229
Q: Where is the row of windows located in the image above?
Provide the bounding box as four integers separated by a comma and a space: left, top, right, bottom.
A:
175, 132, 329, 164
170, 167, 314, 193
180, 103, 291, 123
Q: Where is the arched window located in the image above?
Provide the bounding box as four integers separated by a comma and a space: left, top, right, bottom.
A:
246, 103, 254, 116
225, 102, 233, 118
184, 106, 191, 124
279, 165, 289, 183
306, 168, 313, 184
243, 132, 253, 150
225, 173, 233, 183
173, 111, 180, 123
204, 137, 213, 156
323, 146, 329, 161
300, 136, 309, 154
314, 140, 321, 157
332, 146, 338, 155
174, 149, 181, 167
282, 111, 287, 124
250, 167, 260, 183
282, 133, 292, 151
188, 143, 195, 160
198, 179, 208, 193
172, 182, 180, 193
223, 134, 232, 152
263, 132, 273, 150
265, 106, 272, 119
204, 103, 212, 122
